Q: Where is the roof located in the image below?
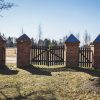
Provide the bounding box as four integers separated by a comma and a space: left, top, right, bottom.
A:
93, 34, 100, 43
17, 34, 31, 42
65, 34, 80, 43
0, 35, 6, 42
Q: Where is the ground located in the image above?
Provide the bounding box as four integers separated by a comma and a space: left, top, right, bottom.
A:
0, 65, 100, 100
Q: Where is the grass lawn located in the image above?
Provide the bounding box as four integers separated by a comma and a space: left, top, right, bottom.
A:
0, 65, 100, 100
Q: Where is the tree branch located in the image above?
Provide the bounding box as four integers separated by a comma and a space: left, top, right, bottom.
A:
0, 0, 14, 10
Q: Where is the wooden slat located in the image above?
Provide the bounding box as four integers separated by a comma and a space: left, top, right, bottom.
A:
34, 46, 36, 65
44, 46, 46, 65
53, 47, 56, 65
88, 48, 91, 67
49, 47, 51, 66
86, 48, 89, 67
41, 46, 43, 65
59, 46, 61, 65
88, 48, 90, 67
51, 47, 55, 66
63, 46, 64, 65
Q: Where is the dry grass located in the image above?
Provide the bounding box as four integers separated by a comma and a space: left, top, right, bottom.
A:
0, 66, 100, 100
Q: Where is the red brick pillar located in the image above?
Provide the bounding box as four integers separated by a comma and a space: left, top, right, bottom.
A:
93, 34, 100, 69
65, 34, 80, 67
0, 36, 6, 66
17, 34, 31, 67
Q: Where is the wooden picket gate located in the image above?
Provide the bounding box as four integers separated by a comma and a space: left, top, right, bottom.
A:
79, 47, 93, 67
31, 45, 65, 66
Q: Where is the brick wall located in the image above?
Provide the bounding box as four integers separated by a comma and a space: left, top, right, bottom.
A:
93, 43, 100, 69
65, 43, 79, 67
17, 34, 31, 67
0, 40, 6, 66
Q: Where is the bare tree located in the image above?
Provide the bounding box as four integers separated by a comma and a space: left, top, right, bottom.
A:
76, 33, 80, 40
63, 35, 67, 42
0, 0, 14, 17
38, 24, 42, 41
84, 30, 91, 45
0, 0, 14, 10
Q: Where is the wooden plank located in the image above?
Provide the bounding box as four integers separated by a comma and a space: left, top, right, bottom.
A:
60, 46, 63, 65
46, 47, 49, 66
41, 46, 42, 65
51, 47, 55, 66
59, 46, 61, 65
88, 48, 91, 67
54, 46, 56, 65
85, 48, 87, 67
79, 48, 80, 67
83, 48, 85, 67
37, 46, 39, 65
86, 48, 88, 67
34, 46, 36, 65
63, 46, 64, 65
41, 46, 44, 65
81, 48, 83, 67
42, 46, 44, 65
49, 47, 52, 66
81, 48, 84, 67
45, 46, 46, 65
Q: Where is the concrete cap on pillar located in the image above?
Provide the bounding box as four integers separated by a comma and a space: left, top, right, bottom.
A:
65, 34, 80, 43
17, 34, 31, 42
93, 34, 100, 43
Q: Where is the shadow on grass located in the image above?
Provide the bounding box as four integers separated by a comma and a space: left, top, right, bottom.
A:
0, 84, 57, 100
39, 66, 73, 72
34, 66, 100, 77
19, 65, 52, 76
0, 65, 18, 75
19, 64, 100, 77
68, 67, 100, 77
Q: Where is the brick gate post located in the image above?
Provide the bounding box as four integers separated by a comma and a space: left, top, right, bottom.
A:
0, 35, 6, 66
93, 34, 100, 69
65, 34, 80, 67
17, 34, 31, 67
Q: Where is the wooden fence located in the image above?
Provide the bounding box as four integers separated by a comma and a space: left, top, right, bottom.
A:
31, 46, 65, 66
79, 47, 93, 67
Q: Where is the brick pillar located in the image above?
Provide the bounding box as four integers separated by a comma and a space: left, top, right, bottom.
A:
65, 34, 80, 67
0, 36, 6, 66
17, 34, 31, 67
93, 34, 100, 69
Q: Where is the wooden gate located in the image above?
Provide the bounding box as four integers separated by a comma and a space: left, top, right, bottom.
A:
79, 47, 93, 67
31, 46, 65, 66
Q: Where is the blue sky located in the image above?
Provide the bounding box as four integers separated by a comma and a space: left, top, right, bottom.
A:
0, 0, 100, 42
